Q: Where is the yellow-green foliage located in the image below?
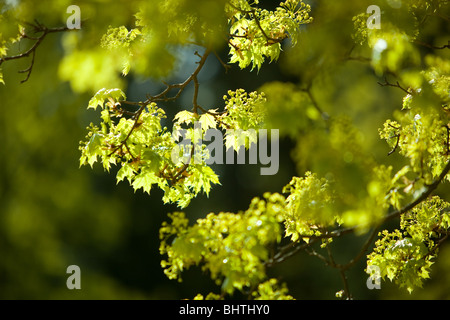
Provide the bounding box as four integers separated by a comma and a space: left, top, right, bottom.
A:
1, 0, 449, 299
368, 197, 450, 293
49, 0, 450, 298
159, 193, 285, 294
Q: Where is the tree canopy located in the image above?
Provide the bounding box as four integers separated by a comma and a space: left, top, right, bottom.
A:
1, 0, 450, 299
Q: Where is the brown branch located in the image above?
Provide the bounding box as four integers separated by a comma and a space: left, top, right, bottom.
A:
264, 239, 319, 267
213, 50, 231, 73
420, 230, 450, 262
108, 106, 145, 160
377, 77, 414, 95
171, 144, 195, 185
108, 49, 211, 181
0, 22, 74, 83
388, 134, 400, 156
192, 76, 200, 114
17, 50, 35, 83
226, 2, 284, 46
446, 125, 450, 155
415, 40, 450, 50
339, 270, 351, 300
429, 232, 449, 255
250, 9, 279, 44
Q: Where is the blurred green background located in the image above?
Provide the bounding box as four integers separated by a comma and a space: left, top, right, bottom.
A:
1, 0, 449, 299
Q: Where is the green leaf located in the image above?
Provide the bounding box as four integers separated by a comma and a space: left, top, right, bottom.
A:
174, 110, 195, 125
116, 163, 135, 184
132, 170, 159, 194
195, 164, 220, 196
84, 133, 103, 167
199, 113, 216, 131
88, 88, 126, 110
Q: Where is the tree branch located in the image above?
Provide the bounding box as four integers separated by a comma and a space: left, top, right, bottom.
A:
265, 161, 450, 275
213, 50, 231, 73
0, 22, 74, 83
388, 134, 400, 156
384, 160, 450, 222
377, 77, 414, 95
264, 239, 319, 267
226, 2, 285, 46
108, 49, 211, 182
414, 40, 450, 50
142, 48, 211, 104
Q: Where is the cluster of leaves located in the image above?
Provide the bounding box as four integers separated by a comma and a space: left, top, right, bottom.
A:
136, 0, 228, 47
159, 174, 340, 298
0, 18, 31, 84
79, 84, 270, 209
159, 193, 285, 295
259, 82, 322, 138
218, 89, 266, 150
60, 0, 450, 299
227, 0, 313, 70
92, 0, 313, 83
79, 88, 220, 208
100, 26, 142, 76
251, 279, 294, 300
192, 279, 294, 300
376, 40, 450, 187
367, 197, 450, 293
369, 24, 420, 76
282, 172, 337, 242
351, 12, 371, 46
379, 112, 448, 185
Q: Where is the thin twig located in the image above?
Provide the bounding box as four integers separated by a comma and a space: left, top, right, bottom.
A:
0, 23, 73, 83
213, 50, 231, 73
18, 50, 35, 83
388, 134, 400, 156
377, 77, 414, 95
414, 40, 450, 50
338, 227, 379, 271
143, 49, 211, 104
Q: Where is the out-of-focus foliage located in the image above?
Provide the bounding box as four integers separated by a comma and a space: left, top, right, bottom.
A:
1, 0, 450, 300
